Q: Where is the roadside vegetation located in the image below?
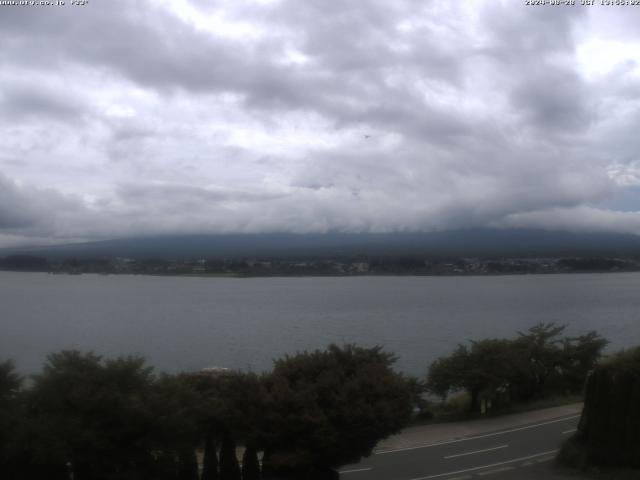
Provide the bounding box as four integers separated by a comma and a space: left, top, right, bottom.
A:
558, 346, 640, 478
0, 324, 622, 479
423, 323, 607, 418
0, 345, 413, 480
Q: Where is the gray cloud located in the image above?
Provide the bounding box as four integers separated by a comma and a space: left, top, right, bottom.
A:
116, 182, 285, 205
0, 1, 640, 245
0, 176, 39, 229
0, 82, 85, 122
0, 173, 85, 236
510, 68, 594, 133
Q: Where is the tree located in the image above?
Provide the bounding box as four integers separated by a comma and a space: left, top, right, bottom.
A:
560, 331, 608, 393
260, 344, 413, 478
177, 449, 199, 480
560, 347, 640, 470
426, 345, 469, 400
511, 323, 567, 401
219, 435, 241, 480
241, 445, 261, 480
426, 340, 517, 413
426, 324, 608, 412
27, 351, 201, 480
149, 374, 203, 479
201, 433, 219, 480
27, 351, 109, 478
0, 360, 21, 401
185, 369, 267, 479
0, 361, 25, 479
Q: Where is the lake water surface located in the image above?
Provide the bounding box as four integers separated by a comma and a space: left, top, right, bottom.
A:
1, 271, 639, 376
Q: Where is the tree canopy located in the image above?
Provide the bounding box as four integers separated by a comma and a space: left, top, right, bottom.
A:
1, 344, 414, 479
260, 344, 413, 476
573, 347, 640, 469
0, 361, 24, 479
426, 323, 608, 413
20, 351, 207, 480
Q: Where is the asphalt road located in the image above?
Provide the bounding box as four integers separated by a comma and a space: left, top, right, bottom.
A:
338, 414, 580, 480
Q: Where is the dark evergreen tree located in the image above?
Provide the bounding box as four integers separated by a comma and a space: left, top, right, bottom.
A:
574, 347, 640, 468
0, 361, 27, 480
201, 433, 219, 480
184, 370, 266, 479
260, 344, 412, 476
427, 339, 517, 412
151, 451, 180, 480
177, 449, 199, 480
219, 435, 241, 480
241, 445, 261, 480
26, 351, 202, 480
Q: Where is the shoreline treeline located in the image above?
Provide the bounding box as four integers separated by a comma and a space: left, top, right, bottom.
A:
426, 323, 608, 414
2, 254, 640, 277
1, 324, 613, 479
0, 345, 414, 480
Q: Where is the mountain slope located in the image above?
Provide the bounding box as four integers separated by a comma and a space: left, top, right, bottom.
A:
3, 229, 640, 260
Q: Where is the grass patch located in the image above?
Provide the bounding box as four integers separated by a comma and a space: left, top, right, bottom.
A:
487, 393, 584, 416
410, 393, 583, 426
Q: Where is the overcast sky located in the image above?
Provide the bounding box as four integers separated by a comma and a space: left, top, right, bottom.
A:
1, 0, 640, 247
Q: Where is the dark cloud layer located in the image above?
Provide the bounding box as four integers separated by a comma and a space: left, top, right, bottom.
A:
1, 0, 640, 246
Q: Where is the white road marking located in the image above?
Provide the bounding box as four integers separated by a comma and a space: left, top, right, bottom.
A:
444, 444, 509, 459
376, 415, 579, 455
562, 429, 577, 434
408, 449, 559, 480
477, 466, 515, 476
339, 467, 372, 474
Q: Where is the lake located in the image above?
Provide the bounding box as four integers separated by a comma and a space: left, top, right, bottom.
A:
1, 271, 639, 376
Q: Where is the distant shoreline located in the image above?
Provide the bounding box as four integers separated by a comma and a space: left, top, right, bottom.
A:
3, 269, 640, 279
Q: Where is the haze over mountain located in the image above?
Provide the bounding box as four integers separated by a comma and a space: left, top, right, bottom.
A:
4, 229, 640, 260
2, 3, 640, 248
